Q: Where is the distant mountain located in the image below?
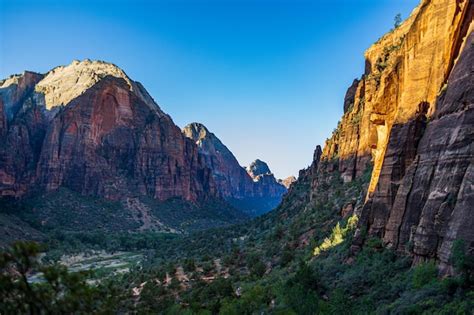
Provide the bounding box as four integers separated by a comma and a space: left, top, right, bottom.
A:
246, 159, 271, 178
0, 60, 246, 234
183, 123, 287, 216
278, 176, 296, 189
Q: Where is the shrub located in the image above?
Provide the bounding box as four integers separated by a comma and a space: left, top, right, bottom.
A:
283, 263, 321, 313
313, 215, 358, 256
366, 237, 383, 249
412, 261, 438, 289
280, 247, 294, 267
251, 260, 267, 278
183, 258, 196, 272
451, 239, 474, 286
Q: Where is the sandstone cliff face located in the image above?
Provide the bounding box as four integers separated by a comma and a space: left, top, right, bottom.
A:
0, 71, 46, 196
183, 123, 287, 216
383, 29, 473, 273
311, 0, 473, 272
0, 60, 216, 204
321, 0, 472, 186
248, 163, 287, 201
183, 123, 255, 198
34, 59, 157, 112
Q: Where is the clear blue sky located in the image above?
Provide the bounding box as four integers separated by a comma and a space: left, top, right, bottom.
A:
0, 0, 418, 178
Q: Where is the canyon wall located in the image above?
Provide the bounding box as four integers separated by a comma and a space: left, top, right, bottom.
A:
312, 0, 473, 271
183, 123, 287, 216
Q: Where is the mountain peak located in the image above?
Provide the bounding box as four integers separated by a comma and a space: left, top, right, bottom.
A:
247, 159, 272, 178
278, 176, 296, 189
182, 123, 287, 216
34, 59, 134, 110
182, 122, 211, 142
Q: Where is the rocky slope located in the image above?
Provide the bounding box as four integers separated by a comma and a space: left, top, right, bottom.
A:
304, 0, 474, 273
183, 123, 287, 216
0, 60, 245, 232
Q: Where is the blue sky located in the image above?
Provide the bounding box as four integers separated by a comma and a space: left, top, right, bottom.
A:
0, 0, 418, 178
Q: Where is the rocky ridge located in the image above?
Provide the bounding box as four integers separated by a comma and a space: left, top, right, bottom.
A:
183, 122, 287, 216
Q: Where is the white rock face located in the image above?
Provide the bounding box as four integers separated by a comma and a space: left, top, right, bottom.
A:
33, 59, 161, 114
35, 60, 132, 109
0, 74, 23, 89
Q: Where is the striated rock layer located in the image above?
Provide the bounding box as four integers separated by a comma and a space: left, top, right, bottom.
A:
381, 29, 473, 274
302, 0, 473, 272
183, 123, 287, 216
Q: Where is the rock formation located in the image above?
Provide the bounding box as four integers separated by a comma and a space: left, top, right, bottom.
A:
303, 0, 473, 272
278, 176, 296, 189
246, 159, 271, 178
0, 60, 252, 232
0, 71, 45, 196
183, 123, 287, 216
246, 159, 288, 201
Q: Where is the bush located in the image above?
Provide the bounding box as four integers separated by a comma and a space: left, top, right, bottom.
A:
251, 260, 266, 278
451, 239, 474, 286
412, 261, 438, 289
283, 263, 321, 313
280, 247, 294, 267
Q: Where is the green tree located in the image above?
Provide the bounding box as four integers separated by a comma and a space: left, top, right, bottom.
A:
250, 260, 266, 278
283, 262, 321, 313
394, 13, 402, 29
412, 261, 437, 289
0, 241, 120, 314
451, 239, 474, 286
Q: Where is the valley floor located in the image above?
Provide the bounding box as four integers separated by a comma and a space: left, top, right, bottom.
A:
2, 168, 472, 314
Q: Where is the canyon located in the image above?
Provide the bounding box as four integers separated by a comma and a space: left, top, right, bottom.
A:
183, 122, 287, 216
0, 0, 473, 312
1, 0, 472, 271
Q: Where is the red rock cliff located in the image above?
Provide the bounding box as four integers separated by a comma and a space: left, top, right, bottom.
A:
183, 122, 287, 215
0, 60, 216, 203
311, 0, 473, 272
